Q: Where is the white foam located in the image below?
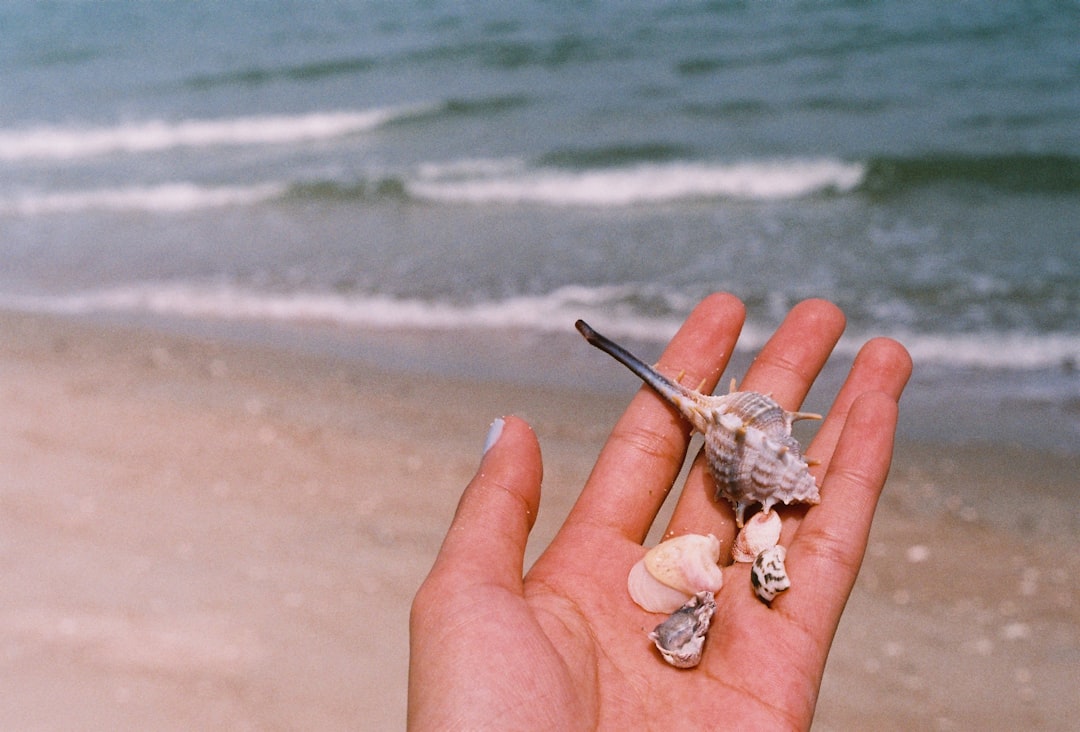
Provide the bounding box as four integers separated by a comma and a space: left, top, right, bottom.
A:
409, 158, 866, 206
889, 329, 1080, 370
0, 282, 691, 341
0, 106, 427, 161
0, 182, 286, 215
4, 282, 1075, 371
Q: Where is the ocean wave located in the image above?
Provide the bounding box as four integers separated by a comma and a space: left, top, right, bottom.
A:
891, 329, 1080, 371
0, 106, 429, 161
0, 282, 691, 341
0, 157, 861, 217
4, 152, 1074, 216
0, 182, 286, 215
5, 282, 1077, 371
408, 158, 867, 205
406, 152, 1080, 205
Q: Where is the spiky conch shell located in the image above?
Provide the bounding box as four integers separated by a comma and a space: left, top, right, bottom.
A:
627, 533, 723, 614
706, 390, 820, 527
574, 321, 820, 529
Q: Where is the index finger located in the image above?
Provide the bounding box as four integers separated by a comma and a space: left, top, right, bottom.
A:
779, 389, 901, 642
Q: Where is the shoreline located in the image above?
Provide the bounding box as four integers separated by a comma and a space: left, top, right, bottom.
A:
1, 310, 1077, 729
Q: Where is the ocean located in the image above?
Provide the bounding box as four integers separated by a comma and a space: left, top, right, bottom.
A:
1, 0, 1078, 455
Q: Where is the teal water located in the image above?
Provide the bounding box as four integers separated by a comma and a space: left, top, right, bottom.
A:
0, 0, 1077, 452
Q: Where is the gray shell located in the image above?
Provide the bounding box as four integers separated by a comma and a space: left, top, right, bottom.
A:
648, 591, 716, 668
577, 320, 820, 526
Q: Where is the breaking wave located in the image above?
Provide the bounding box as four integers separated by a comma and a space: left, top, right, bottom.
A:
4, 282, 1077, 371
2, 151, 1075, 216
0, 105, 431, 161
0, 182, 287, 215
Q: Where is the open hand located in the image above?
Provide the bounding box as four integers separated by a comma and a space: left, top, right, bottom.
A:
409, 294, 912, 730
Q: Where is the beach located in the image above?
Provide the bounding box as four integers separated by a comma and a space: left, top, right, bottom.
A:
1, 1, 1077, 728
1, 310, 1077, 730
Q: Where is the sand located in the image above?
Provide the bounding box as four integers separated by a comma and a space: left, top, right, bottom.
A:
1, 311, 1077, 730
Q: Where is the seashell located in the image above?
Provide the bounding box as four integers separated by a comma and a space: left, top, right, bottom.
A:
628, 533, 723, 614
627, 560, 699, 614
643, 533, 723, 595
731, 509, 783, 563
750, 544, 791, 604
577, 320, 821, 527
649, 591, 716, 668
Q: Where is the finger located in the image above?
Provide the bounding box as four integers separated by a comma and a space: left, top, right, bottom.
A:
664, 299, 846, 545
424, 416, 543, 593
780, 391, 900, 642
769, 336, 912, 545
805, 336, 913, 480
739, 298, 847, 408
564, 292, 745, 543
658, 450, 718, 542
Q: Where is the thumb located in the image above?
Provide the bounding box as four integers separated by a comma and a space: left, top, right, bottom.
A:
428, 416, 543, 592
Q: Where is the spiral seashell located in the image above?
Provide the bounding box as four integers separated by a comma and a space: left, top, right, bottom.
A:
627, 533, 723, 614
706, 395, 819, 527
649, 591, 716, 668
576, 321, 821, 527
731, 509, 783, 563
750, 544, 791, 604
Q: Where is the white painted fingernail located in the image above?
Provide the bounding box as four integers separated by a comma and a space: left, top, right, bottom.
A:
482, 417, 505, 456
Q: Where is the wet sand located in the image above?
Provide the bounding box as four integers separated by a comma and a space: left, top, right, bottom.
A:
1, 312, 1077, 730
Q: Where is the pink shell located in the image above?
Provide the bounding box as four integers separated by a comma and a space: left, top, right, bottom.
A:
731, 509, 783, 563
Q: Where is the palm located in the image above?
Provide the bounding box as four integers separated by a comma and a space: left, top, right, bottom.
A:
410, 295, 911, 730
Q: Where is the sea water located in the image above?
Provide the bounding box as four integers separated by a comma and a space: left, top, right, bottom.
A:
0, 0, 1077, 455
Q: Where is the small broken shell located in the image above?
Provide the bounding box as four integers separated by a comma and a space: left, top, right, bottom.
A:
628, 533, 723, 613
649, 591, 716, 668
751, 544, 791, 604
731, 510, 782, 563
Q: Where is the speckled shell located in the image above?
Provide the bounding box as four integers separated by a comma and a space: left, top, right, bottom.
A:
751, 544, 791, 604
576, 320, 821, 527
649, 591, 716, 668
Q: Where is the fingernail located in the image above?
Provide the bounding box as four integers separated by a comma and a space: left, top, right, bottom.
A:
482, 417, 505, 456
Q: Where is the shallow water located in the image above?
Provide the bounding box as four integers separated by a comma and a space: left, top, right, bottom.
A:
0, 0, 1077, 456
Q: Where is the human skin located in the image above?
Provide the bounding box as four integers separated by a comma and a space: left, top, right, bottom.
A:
408, 294, 913, 730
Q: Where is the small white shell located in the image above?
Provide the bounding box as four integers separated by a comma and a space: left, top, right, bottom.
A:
731, 510, 782, 563
649, 591, 716, 668
628, 533, 723, 614
750, 544, 790, 604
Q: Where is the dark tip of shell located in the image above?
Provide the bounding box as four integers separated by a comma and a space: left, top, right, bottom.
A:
575, 319, 596, 340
